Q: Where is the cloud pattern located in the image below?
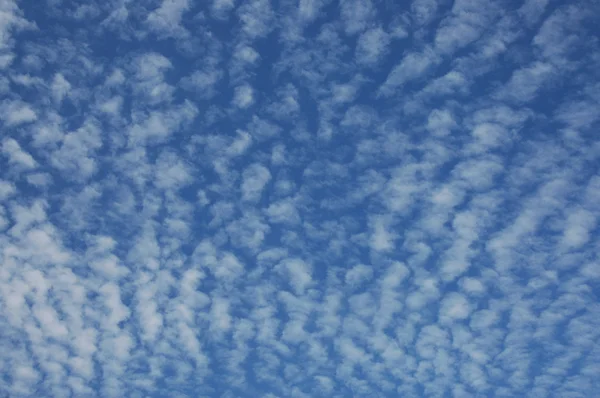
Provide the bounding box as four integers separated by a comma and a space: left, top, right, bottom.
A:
1, 0, 599, 397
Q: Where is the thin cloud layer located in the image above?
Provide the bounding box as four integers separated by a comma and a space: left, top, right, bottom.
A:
1, 1, 599, 397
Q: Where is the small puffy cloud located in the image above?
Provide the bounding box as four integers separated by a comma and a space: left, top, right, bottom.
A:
51, 73, 71, 104
180, 69, 223, 98
355, 27, 390, 66
495, 62, 555, 103
227, 213, 270, 251
0, 100, 37, 126
340, 0, 375, 35
226, 130, 252, 157
518, 0, 550, 25
265, 199, 300, 224
104, 68, 125, 86
128, 100, 198, 146
377, 49, 438, 96
210, 297, 232, 334
459, 277, 486, 296
241, 163, 271, 201
21, 225, 71, 266
468, 122, 510, 153
560, 208, 596, 250
237, 0, 274, 39
211, 0, 235, 18
426, 109, 457, 136
153, 151, 192, 190
298, 0, 324, 22
232, 84, 255, 108
0, 179, 16, 200
50, 119, 102, 180
26, 172, 52, 187
278, 258, 312, 295
434, 0, 498, 55
2, 138, 37, 169
452, 157, 504, 190
369, 216, 396, 252
345, 264, 373, 287
439, 292, 472, 324
146, 0, 191, 37
135, 52, 172, 81
411, 0, 438, 26
90, 255, 129, 280
98, 96, 123, 116
0, 54, 15, 69
234, 44, 260, 64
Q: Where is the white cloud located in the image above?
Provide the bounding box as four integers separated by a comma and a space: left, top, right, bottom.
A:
210, 297, 232, 333
154, 151, 192, 190
434, 0, 499, 55
356, 27, 390, 66
146, 0, 191, 37
411, 0, 438, 26
0, 100, 37, 126
100, 282, 131, 331
237, 0, 274, 39
241, 163, 271, 201
49, 118, 102, 180
518, 0, 549, 25
7, 222, 71, 265
426, 108, 457, 136
2, 138, 36, 169
51, 73, 71, 104
378, 49, 438, 96
0, 179, 16, 200
439, 293, 472, 324
495, 62, 555, 103
266, 199, 300, 224
0, 0, 35, 51
232, 84, 255, 108
180, 68, 222, 98
459, 277, 486, 296
91, 255, 129, 280
128, 100, 198, 146
560, 208, 595, 250
1, 2, 598, 397
278, 258, 312, 295
369, 216, 396, 252
212, 0, 235, 18
340, 0, 374, 35
135, 52, 173, 81
234, 44, 260, 64
98, 96, 123, 116
345, 264, 373, 287
297, 0, 324, 22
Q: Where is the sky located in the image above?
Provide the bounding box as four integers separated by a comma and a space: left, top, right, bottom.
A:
0, 0, 599, 397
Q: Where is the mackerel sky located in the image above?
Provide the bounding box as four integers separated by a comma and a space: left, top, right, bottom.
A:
1, 0, 599, 397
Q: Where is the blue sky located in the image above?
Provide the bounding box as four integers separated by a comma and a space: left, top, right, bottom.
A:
1, 0, 599, 397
